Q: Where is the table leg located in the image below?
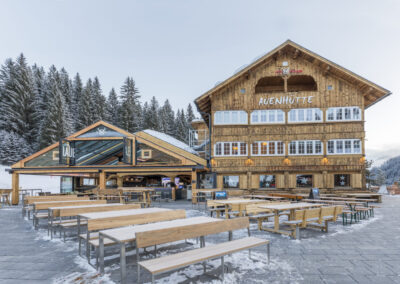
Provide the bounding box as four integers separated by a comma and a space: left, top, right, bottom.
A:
120, 243, 126, 284
274, 211, 280, 231
99, 234, 104, 273
225, 205, 229, 219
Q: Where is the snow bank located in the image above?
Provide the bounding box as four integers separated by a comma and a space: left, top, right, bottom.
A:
0, 165, 60, 193
142, 129, 198, 154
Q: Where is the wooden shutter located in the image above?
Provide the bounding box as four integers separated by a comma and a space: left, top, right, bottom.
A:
240, 174, 247, 189
313, 174, 324, 188
288, 175, 297, 188
217, 175, 223, 189
326, 174, 334, 188
276, 174, 285, 188
351, 174, 362, 188
251, 174, 259, 189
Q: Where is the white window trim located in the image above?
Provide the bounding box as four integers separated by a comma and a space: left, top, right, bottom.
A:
251, 141, 285, 156
250, 110, 285, 124
327, 139, 362, 155
214, 110, 248, 125
214, 142, 248, 157
288, 108, 323, 123
326, 106, 362, 122
288, 140, 323, 156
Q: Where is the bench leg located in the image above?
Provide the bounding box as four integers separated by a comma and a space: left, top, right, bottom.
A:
136, 248, 140, 283
99, 235, 104, 274
267, 243, 270, 264
221, 256, 224, 280
120, 243, 126, 284
152, 274, 155, 284
228, 231, 232, 241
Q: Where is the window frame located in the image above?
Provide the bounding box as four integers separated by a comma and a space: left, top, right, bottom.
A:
327, 139, 362, 155
214, 110, 248, 125
251, 141, 285, 156
214, 142, 248, 157
223, 175, 240, 189
288, 140, 323, 156
326, 106, 362, 122
259, 174, 276, 189
250, 110, 285, 124
288, 108, 323, 123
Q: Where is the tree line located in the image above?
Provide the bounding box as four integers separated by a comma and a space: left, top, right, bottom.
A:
0, 54, 196, 165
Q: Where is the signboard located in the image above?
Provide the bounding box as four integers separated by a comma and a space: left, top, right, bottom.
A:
122, 137, 133, 164
59, 139, 75, 166
259, 95, 313, 106
215, 191, 227, 200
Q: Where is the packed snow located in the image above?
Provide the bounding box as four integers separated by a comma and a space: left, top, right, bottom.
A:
0, 165, 60, 193
142, 129, 198, 154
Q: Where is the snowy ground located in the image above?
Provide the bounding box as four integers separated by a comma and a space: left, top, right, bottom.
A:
1, 197, 400, 283
0, 165, 60, 193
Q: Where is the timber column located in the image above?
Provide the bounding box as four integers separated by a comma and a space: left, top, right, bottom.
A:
11, 172, 19, 205
191, 169, 197, 204
99, 171, 106, 190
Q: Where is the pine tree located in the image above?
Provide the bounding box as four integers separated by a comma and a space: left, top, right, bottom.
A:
32, 64, 47, 150
0, 54, 38, 153
71, 73, 83, 130
0, 130, 31, 165
186, 103, 196, 123
76, 79, 95, 129
106, 88, 120, 126
159, 99, 175, 136
120, 77, 140, 132
92, 77, 106, 121
59, 67, 74, 134
142, 96, 160, 131
175, 109, 188, 143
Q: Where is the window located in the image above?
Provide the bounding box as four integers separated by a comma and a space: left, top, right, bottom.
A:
334, 174, 350, 187
52, 151, 59, 161
223, 176, 239, 188
215, 142, 247, 156
141, 150, 152, 159
288, 108, 322, 123
251, 141, 285, 156
326, 107, 362, 122
83, 178, 96, 186
296, 175, 313, 188
260, 175, 276, 189
288, 140, 323, 155
250, 110, 285, 124
214, 111, 248, 125
327, 139, 362, 155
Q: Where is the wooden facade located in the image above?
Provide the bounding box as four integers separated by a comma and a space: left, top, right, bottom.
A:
194, 40, 390, 192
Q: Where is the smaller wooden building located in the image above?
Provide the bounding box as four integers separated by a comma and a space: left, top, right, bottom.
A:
9, 121, 207, 205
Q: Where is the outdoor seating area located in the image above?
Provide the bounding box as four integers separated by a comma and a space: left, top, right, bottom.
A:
0, 186, 391, 283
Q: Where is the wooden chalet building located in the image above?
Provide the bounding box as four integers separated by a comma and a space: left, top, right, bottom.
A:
193, 40, 391, 193
9, 121, 207, 204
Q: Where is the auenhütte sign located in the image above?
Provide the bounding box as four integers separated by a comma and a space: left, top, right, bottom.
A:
259, 95, 313, 106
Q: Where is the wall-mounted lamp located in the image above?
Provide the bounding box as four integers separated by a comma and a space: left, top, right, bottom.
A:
283, 157, 291, 166
245, 158, 254, 166
211, 158, 217, 167
321, 157, 329, 165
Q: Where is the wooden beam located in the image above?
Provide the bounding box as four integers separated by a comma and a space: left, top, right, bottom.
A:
99, 171, 106, 190
11, 172, 19, 205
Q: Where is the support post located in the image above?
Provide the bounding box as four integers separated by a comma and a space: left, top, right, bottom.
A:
191, 169, 197, 204
11, 172, 19, 205
99, 171, 106, 190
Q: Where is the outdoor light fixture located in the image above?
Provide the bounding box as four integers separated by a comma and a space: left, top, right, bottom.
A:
283, 157, 291, 166
359, 155, 366, 164
245, 158, 254, 166
211, 158, 217, 167
321, 157, 329, 165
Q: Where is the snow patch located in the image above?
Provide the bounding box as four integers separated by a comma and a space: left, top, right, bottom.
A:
0, 165, 60, 194
141, 129, 197, 154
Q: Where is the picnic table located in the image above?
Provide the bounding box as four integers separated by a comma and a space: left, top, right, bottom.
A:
118, 187, 155, 207
0, 189, 12, 206
258, 202, 323, 236
20, 188, 43, 197
302, 199, 363, 208
98, 216, 223, 283
243, 195, 285, 200
215, 199, 266, 218
341, 193, 382, 203
319, 196, 373, 205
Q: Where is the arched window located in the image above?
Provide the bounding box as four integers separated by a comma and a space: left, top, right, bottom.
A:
287, 75, 317, 92
255, 76, 284, 93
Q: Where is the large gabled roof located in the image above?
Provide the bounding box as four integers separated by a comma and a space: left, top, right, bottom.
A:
12, 121, 206, 168
195, 40, 391, 123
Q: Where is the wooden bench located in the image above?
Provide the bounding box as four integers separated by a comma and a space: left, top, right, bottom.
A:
81, 209, 186, 264
245, 203, 275, 230
138, 237, 270, 284
32, 199, 103, 229
23, 195, 83, 218
133, 217, 266, 283
50, 203, 141, 240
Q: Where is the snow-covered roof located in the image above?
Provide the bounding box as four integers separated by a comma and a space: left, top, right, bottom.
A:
141, 129, 198, 154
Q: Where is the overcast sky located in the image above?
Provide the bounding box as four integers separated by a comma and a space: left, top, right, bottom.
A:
1, 0, 399, 166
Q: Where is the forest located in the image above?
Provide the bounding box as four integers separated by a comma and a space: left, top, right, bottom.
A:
0, 54, 196, 165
